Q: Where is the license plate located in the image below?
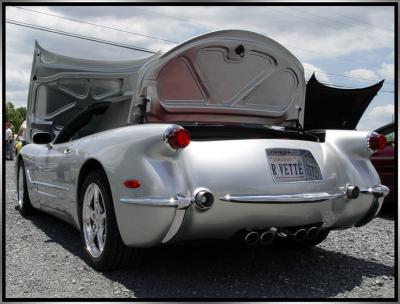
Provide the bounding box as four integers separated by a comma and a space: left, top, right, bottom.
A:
266, 149, 323, 183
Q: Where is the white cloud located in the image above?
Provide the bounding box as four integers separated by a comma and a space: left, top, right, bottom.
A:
343, 68, 379, 82
378, 63, 394, 82
302, 62, 330, 82
4, 5, 394, 110
357, 104, 394, 131
385, 50, 394, 61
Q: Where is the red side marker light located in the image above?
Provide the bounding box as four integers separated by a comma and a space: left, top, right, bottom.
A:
124, 180, 141, 189
368, 133, 387, 151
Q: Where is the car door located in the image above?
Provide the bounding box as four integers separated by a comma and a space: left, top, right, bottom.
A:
35, 103, 111, 214
34, 141, 77, 214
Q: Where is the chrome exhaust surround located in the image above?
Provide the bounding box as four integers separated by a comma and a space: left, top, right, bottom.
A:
244, 231, 260, 245
260, 227, 277, 245
239, 225, 321, 245
293, 228, 307, 242
306, 226, 319, 239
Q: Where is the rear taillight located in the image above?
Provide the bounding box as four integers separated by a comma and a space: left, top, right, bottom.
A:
367, 132, 387, 151
164, 126, 191, 150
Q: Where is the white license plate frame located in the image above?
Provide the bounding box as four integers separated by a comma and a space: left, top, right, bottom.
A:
266, 148, 323, 183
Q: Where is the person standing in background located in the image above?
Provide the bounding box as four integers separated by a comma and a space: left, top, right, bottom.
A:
17, 120, 27, 146
5, 121, 14, 161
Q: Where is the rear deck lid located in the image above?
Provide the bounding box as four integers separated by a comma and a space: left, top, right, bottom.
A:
26, 30, 306, 140
138, 30, 306, 126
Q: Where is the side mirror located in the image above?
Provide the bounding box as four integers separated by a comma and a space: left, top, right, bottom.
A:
32, 132, 53, 144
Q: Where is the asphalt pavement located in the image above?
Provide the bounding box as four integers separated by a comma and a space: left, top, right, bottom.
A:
4, 160, 396, 299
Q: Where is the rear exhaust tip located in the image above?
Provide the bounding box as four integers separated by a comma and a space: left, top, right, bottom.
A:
260, 227, 277, 245
293, 228, 307, 242
244, 231, 260, 245
306, 227, 319, 240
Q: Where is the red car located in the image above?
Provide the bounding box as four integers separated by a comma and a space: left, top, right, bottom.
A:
370, 123, 395, 204
305, 75, 394, 205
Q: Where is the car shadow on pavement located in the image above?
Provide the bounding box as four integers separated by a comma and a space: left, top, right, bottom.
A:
29, 211, 394, 299
378, 204, 396, 221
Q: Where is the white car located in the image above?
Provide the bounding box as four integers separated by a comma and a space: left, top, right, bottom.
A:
16, 30, 389, 270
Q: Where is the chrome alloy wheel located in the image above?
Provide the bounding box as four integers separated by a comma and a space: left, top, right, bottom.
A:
82, 183, 107, 259
18, 166, 24, 208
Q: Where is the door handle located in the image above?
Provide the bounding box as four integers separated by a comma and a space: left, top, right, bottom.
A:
63, 148, 71, 154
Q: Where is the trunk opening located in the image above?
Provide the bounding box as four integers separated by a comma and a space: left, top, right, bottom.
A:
181, 124, 325, 142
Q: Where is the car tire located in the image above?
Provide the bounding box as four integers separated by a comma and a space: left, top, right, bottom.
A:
79, 170, 142, 271
274, 229, 330, 249
17, 160, 35, 216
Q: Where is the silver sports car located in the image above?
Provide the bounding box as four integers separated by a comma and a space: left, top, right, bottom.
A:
16, 30, 390, 271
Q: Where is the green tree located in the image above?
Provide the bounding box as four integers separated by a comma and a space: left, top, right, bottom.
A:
5, 101, 26, 132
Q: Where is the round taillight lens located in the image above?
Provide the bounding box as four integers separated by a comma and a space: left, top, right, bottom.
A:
368, 133, 387, 151
164, 126, 191, 150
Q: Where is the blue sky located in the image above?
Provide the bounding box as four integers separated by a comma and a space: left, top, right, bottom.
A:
5, 5, 395, 131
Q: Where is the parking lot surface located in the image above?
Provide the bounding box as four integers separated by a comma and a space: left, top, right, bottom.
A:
5, 160, 396, 298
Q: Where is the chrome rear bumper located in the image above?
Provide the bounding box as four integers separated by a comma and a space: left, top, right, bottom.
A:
220, 191, 345, 203
118, 184, 389, 246
220, 184, 389, 203
360, 184, 390, 198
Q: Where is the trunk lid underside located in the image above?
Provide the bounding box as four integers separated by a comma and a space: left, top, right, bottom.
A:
26, 30, 306, 140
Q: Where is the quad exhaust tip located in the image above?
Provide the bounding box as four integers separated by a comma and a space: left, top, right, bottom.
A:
242, 226, 320, 244
244, 231, 260, 245
306, 226, 319, 239
293, 228, 307, 242
260, 227, 278, 245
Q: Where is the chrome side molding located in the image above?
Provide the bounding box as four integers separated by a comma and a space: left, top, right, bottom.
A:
360, 184, 390, 198
27, 176, 70, 191
120, 193, 194, 208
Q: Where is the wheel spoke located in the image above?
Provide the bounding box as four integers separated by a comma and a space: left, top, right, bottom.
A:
96, 226, 105, 251
86, 227, 96, 244
98, 212, 106, 222
83, 204, 92, 215
94, 187, 99, 205
83, 205, 93, 222
98, 195, 104, 213
83, 215, 91, 224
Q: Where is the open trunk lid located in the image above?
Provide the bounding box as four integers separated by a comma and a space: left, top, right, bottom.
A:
138, 30, 306, 126
26, 30, 306, 140
25, 41, 158, 141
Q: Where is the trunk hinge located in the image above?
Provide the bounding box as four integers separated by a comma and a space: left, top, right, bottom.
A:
132, 96, 150, 124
